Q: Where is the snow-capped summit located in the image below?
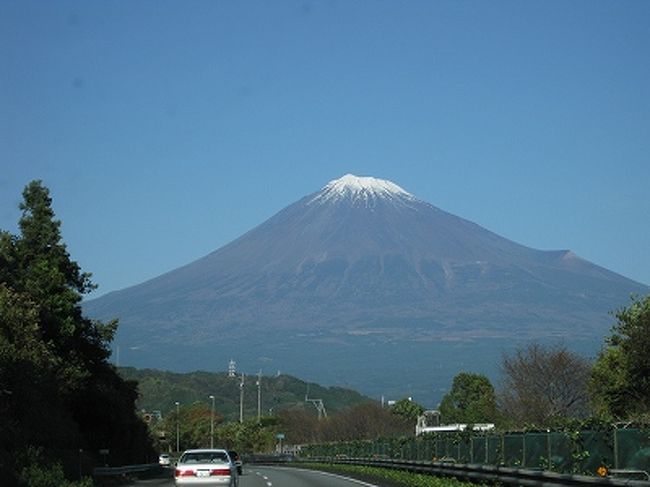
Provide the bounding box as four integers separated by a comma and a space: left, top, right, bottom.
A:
310, 174, 415, 206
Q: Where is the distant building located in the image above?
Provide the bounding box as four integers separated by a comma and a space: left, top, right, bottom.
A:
415, 410, 494, 436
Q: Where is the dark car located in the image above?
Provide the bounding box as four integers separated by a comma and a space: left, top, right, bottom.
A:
228, 451, 242, 475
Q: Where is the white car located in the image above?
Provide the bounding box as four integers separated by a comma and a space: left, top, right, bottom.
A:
159, 453, 171, 466
174, 449, 238, 487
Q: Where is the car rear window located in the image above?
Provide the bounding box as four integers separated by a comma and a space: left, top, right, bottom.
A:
180, 452, 228, 464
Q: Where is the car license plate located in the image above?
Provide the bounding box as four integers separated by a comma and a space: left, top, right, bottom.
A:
197, 470, 209, 477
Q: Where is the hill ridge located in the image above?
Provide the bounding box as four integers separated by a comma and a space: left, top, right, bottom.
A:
119, 366, 373, 421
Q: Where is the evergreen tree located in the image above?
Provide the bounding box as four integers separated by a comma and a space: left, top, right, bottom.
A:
390, 397, 425, 422
0, 181, 154, 484
439, 372, 498, 424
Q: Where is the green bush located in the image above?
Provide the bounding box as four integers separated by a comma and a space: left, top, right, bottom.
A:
303, 463, 485, 487
19, 457, 93, 487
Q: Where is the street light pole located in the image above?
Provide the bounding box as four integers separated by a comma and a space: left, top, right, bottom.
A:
175, 401, 180, 453
209, 395, 215, 448
239, 373, 245, 423
256, 371, 261, 424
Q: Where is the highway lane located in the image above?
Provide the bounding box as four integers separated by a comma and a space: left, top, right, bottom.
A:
243, 466, 380, 487
131, 465, 381, 487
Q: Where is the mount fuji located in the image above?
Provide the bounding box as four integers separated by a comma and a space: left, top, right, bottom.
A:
85, 174, 648, 405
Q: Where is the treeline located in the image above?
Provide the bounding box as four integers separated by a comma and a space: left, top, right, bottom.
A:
0, 182, 155, 486
149, 399, 415, 454
139, 371, 417, 452
434, 294, 650, 429
119, 367, 372, 422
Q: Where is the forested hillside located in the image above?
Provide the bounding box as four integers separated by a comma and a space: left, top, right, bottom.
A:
119, 367, 372, 422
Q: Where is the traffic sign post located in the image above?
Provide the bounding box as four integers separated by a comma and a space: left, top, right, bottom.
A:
276, 433, 285, 454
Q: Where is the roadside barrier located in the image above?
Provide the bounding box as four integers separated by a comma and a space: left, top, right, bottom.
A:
252, 455, 650, 486
301, 428, 650, 476
93, 463, 162, 479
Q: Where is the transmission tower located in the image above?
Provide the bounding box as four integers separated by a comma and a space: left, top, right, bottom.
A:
228, 359, 236, 378
305, 386, 327, 419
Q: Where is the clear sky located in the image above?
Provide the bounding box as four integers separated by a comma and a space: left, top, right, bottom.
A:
2, 0, 649, 298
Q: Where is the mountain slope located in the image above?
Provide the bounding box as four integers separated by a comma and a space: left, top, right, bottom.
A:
119, 367, 371, 422
85, 174, 648, 404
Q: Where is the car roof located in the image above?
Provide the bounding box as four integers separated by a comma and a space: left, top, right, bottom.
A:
182, 449, 228, 453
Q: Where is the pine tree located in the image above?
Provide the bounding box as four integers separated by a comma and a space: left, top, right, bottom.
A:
0, 181, 154, 483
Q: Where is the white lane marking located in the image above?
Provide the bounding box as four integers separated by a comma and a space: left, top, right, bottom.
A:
264, 466, 380, 487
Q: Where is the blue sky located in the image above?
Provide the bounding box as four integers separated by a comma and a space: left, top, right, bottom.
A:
2, 0, 649, 298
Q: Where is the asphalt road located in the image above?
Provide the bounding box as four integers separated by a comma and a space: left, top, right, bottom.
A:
241, 466, 380, 487
131, 465, 381, 487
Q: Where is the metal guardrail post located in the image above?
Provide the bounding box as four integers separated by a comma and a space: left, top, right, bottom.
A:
614, 428, 619, 470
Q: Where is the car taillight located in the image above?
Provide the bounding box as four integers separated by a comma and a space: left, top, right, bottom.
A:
175, 469, 195, 477
210, 468, 231, 476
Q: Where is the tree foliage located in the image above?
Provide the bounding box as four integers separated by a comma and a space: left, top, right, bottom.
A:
157, 400, 413, 452
589, 295, 650, 420
157, 402, 225, 452
0, 181, 154, 484
439, 372, 498, 424
216, 420, 276, 453
390, 398, 425, 422
269, 401, 413, 447
324, 402, 413, 441
498, 343, 591, 427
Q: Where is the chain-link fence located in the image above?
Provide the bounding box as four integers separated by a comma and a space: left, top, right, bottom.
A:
301, 427, 650, 476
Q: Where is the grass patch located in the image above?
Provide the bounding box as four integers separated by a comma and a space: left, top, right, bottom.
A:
298, 462, 486, 487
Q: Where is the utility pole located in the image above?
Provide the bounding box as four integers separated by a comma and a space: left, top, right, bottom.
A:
208, 395, 215, 448
239, 373, 245, 423
175, 401, 180, 453
256, 371, 262, 424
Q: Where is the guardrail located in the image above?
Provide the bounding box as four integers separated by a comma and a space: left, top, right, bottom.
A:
93, 463, 162, 478
251, 455, 650, 487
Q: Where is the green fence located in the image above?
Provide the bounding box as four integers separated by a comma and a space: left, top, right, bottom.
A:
301, 427, 650, 476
